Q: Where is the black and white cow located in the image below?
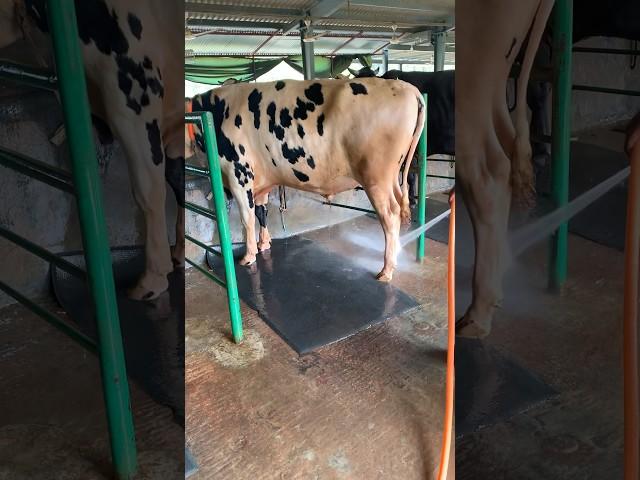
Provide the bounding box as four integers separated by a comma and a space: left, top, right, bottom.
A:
0, 0, 184, 300
186, 79, 426, 282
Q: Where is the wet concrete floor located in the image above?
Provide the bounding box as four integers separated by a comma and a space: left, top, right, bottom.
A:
186, 212, 452, 479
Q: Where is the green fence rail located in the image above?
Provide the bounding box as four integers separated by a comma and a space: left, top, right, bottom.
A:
0, 1, 137, 478
185, 111, 243, 344
416, 94, 429, 261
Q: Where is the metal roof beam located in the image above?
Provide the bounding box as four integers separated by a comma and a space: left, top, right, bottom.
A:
280, 0, 347, 35
185, 2, 299, 18
346, 0, 450, 15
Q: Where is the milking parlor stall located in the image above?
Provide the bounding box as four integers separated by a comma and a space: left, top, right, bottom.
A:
455, 1, 640, 478
183, 1, 455, 478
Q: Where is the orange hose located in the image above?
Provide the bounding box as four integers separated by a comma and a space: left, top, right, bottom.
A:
186, 98, 196, 143
437, 190, 455, 480
624, 142, 640, 479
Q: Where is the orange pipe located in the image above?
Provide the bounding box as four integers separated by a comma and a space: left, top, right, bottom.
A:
186, 98, 196, 143
437, 190, 455, 480
624, 135, 640, 479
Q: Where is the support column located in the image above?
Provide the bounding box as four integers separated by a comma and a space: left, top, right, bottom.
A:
382, 48, 389, 74
548, 0, 573, 292
433, 32, 445, 71
300, 21, 315, 80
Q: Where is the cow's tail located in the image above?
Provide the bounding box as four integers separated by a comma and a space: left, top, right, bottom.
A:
512, 0, 555, 207
400, 93, 426, 225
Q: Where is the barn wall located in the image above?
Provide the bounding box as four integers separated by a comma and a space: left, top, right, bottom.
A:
572, 37, 640, 131
0, 90, 177, 307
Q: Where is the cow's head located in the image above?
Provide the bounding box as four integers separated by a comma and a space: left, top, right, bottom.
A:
349, 66, 378, 78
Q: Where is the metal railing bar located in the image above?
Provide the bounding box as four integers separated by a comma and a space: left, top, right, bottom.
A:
0, 279, 97, 352
0, 146, 75, 193
185, 234, 223, 258
573, 85, 640, 97
0, 226, 86, 279
0, 61, 58, 91
185, 257, 227, 288
185, 201, 217, 221
185, 164, 210, 177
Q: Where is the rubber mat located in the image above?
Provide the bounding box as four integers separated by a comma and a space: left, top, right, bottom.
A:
456, 338, 557, 437
536, 142, 628, 251
206, 236, 419, 354
50, 246, 185, 424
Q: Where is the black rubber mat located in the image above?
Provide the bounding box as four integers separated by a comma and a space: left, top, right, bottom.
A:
536, 142, 628, 251
456, 338, 557, 437
50, 246, 185, 424
206, 235, 419, 354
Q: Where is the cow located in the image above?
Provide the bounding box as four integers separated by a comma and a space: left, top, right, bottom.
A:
455, 0, 556, 338
354, 67, 455, 204
185, 78, 426, 282
0, 0, 184, 301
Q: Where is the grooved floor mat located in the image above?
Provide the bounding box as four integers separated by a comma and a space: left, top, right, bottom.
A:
206, 234, 419, 354
50, 246, 185, 423
456, 338, 557, 437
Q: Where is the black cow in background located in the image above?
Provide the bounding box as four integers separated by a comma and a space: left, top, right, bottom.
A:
520, 0, 640, 194
354, 67, 455, 205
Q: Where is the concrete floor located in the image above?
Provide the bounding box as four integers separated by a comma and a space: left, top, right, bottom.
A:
0, 297, 184, 479
456, 234, 624, 479
185, 210, 452, 480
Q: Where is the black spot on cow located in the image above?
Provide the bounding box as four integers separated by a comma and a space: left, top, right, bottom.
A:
143, 56, 153, 69
140, 93, 150, 106
224, 106, 230, 119
146, 76, 164, 98
209, 95, 239, 164
255, 205, 268, 228
265, 144, 270, 152
293, 98, 315, 120
146, 120, 163, 165
156, 67, 162, 80
297, 125, 305, 139
247, 190, 254, 208
165, 154, 185, 207
292, 169, 309, 182
248, 89, 263, 129
127, 13, 143, 40
307, 156, 315, 169
271, 158, 277, 166
76, 1, 129, 55
280, 108, 292, 128
317, 113, 325, 136
267, 102, 285, 140
282, 143, 306, 164
239, 145, 245, 155
235, 115, 242, 128
349, 82, 368, 95
275, 81, 286, 91
304, 83, 324, 105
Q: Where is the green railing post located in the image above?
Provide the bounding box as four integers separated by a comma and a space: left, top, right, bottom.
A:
199, 112, 243, 343
47, 1, 137, 478
416, 94, 428, 262
549, 0, 573, 292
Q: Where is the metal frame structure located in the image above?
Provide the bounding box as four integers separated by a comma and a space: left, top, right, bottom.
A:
0, 1, 136, 478
185, 112, 243, 344
549, 0, 639, 290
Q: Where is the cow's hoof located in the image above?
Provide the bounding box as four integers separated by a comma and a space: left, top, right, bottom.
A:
455, 316, 491, 339
376, 270, 393, 282
239, 254, 256, 266
257, 242, 271, 253
127, 274, 169, 301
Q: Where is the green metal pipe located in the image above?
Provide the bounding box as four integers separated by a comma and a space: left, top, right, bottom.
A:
322, 201, 377, 215
198, 111, 243, 343
185, 201, 217, 221
416, 94, 428, 262
0, 226, 86, 279
573, 84, 640, 97
185, 257, 227, 288
0, 280, 97, 352
549, 0, 573, 293
573, 47, 640, 56
0, 60, 58, 91
0, 146, 75, 193
185, 233, 223, 258
47, 1, 137, 477
185, 164, 210, 177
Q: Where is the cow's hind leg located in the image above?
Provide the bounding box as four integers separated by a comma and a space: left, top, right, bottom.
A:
165, 149, 185, 268
255, 192, 271, 253
456, 137, 512, 338
366, 184, 402, 282
229, 176, 258, 266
